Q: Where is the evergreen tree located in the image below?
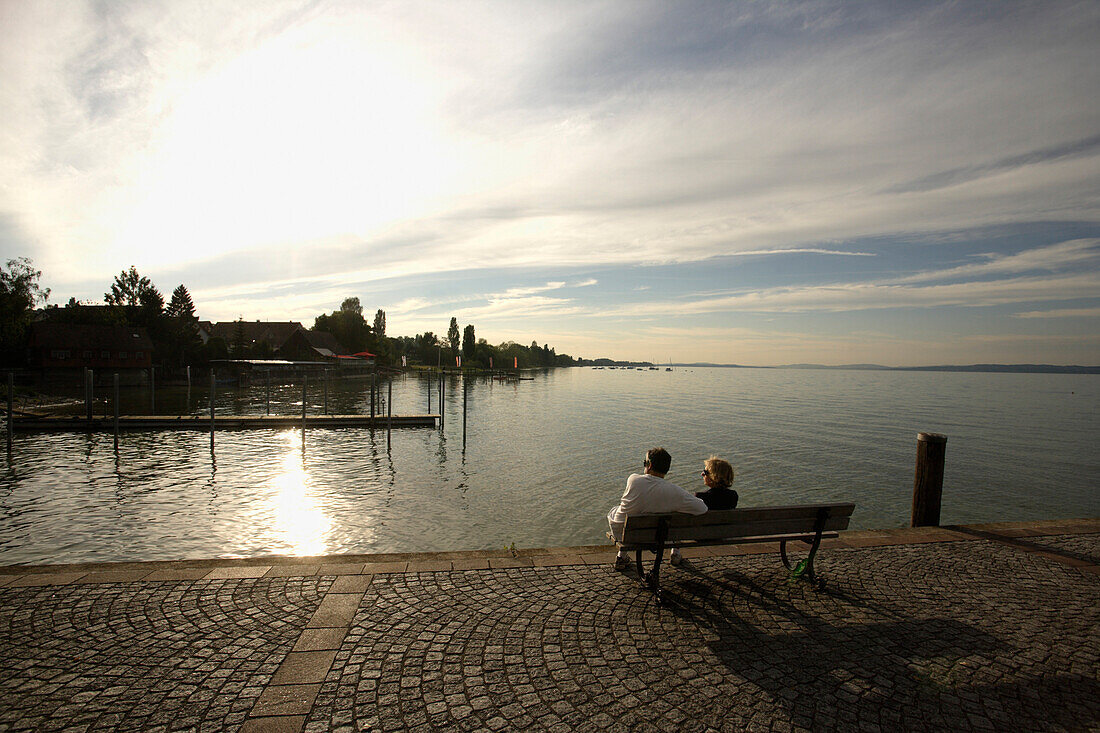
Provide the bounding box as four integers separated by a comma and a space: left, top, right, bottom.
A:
462, 324, 475, 359
166, 285, 197, 320
447, 317, 460, 353
373, 309, 386, 338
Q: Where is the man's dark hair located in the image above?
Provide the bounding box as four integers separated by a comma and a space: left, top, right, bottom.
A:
646, 447, 672, 474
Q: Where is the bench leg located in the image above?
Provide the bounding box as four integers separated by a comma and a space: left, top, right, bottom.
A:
645, 541, 666, 605
780, 540, 821, 585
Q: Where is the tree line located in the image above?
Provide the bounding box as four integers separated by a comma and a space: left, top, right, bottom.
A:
314, 298, 576, 369
0, 259, 577, 370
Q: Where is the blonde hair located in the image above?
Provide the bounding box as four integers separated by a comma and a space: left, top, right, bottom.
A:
705, 456, 734, 489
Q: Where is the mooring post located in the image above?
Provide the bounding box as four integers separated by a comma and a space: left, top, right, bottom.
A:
210, 369, 216, 441
113, 373, 120, 439
387, 379, 393, 449
912, 432, 947, 527
85, 368, 92, 420
439, 375, 444, 429
426, 376, 431, 414
462, 376, 468, 448
323, 369, 329, 416
371, 368, 376, 421
302, 377, 307, 426
150, 366, 156, 414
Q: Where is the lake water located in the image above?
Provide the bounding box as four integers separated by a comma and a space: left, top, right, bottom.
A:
1, 367, 1097, 566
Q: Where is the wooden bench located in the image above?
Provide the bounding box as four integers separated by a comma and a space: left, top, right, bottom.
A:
609, 502, 856, 603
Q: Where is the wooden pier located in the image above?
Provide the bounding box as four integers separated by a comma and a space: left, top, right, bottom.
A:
9, 414, 439, 432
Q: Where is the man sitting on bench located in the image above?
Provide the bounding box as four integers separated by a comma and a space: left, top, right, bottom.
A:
607, 447, 706, 570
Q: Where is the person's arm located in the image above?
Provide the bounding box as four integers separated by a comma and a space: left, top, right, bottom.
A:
676, 488, 708, 515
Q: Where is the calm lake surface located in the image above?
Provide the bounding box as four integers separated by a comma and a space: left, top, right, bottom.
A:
2, 367, 1097, 566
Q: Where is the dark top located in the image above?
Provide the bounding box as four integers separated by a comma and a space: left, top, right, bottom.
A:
696, 486, 738, 510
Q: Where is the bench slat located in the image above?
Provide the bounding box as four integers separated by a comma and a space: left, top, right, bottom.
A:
616, 531, 839, 550
622, 503, 855, 531
620, 502, 854, 544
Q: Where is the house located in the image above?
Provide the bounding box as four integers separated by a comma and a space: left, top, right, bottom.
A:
28, 323, 154, 371
276, 329, 351, 361
208, 321, 306, 353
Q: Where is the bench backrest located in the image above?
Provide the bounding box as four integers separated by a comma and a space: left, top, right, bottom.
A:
621, 502, 856, 544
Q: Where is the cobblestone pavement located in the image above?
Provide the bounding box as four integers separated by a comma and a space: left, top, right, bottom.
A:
1, 521, 1097, 732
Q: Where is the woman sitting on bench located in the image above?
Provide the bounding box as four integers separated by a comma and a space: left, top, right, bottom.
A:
669, 456, 737, 566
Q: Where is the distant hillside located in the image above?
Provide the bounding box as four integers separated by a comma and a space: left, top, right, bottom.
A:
668, 363, 1100, 374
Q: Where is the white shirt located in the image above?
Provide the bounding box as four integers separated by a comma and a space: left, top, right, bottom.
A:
607, 472, 707, 539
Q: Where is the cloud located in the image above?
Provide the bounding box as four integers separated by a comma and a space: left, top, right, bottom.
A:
1014, 307, 1100, 319
891, 239, 1100, 284
608, 273, 1100, 317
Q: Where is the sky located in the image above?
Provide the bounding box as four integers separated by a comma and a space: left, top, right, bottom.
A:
1, 0, 1098, 366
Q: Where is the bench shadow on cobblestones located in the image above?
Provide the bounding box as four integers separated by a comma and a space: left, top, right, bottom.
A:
648, 560, 1099, 732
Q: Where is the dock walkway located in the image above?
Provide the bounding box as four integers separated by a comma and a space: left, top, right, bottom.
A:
1, 518, 1097, 732
9, 414, 439, 431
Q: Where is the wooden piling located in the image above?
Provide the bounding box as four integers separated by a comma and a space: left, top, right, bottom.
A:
323, 369, 329, 415
150, 366, 156, 414
462, 376, 467, 448
209, 370, 216, 441
912, 432, 947, 527
265, 371, 270, 415
387, 379, 393, 450
371, 368, 376, 420
86, 368, 93, 420
113, 374, 120, 439
439, 375, 444, 429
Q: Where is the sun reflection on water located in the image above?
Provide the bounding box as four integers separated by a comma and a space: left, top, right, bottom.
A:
271, 433, 329, 556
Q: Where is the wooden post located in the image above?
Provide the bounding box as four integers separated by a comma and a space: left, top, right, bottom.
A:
86, 368, 93, 420
113, 373, 120, 439
266, 371, 271, 415
439, 375, 444, 429
427, 376, 431, 414
371, 368, 376, 421
387, 379, 392, 449
323, 369, 329, 416
210, 369, 216, 440
462, 376, 467, 448
150, 366, 156, 414
302, 378, 307, 424
912, 432, 947, 527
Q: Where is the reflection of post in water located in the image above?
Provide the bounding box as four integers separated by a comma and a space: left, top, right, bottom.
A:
113, 373, 120, 449
6, 371, 12, 455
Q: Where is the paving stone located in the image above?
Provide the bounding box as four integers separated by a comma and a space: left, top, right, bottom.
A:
317, 563, 364, 576
270, 651, 339, 685
204, 566, 272, 580
306, 593, 363, 629
264, 565, 321, 578
328, 575, 372, 594
250, 684, 322, 716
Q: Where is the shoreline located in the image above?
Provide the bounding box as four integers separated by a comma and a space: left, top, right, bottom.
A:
4, 517, 1096, 578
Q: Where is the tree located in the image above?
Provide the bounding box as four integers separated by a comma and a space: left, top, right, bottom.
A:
231, 317, 249, 355
105, 266, 158, 308
447, 317, 460, 353
165, 285, 201, 368
314, 299, 372, 353
0, 257, 50, 365
166, 285, 197, 320
373, 309, 386, 339
462, 324, 475, 360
